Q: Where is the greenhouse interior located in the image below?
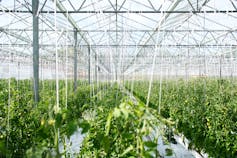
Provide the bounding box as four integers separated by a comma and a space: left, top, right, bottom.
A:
0, 0, 237, 157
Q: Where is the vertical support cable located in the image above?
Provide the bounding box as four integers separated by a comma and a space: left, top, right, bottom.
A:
95, 51, 97, 84
73, 28, 78, 91
115, 0, 118, 81
220, 54, 222, 78
88, 45, 91, 84
65, 10, 69, 108
197, 0, 199, 11
54, 1, 60, 156
55, 0, 59, 112
231, 46, 233, 78
146, 9, 167, 108
7, 39, 11, 152
204, 10, 207, 76
158, 36, 165, 114
32, 0, 39, 104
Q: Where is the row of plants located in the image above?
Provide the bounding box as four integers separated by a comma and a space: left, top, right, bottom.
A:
1, 79, 168, 157
78, 84, 166, 157
0, 78, 96, 157
126, 78, 237, 157
3, 77, 236, 157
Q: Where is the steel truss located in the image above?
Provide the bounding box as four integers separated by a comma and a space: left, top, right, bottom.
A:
0, 0, 237, 90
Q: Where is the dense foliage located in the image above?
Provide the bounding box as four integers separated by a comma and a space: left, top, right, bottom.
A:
0, 79, 163, 157
127, 78, 237, 157
0, 79, 91, 157
1, 78, 236, 157
78, 85, 162, 157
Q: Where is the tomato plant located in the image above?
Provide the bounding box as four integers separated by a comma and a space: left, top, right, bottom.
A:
127, 78, 237, 157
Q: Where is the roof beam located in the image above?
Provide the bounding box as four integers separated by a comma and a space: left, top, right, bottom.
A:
1, 43, 236, 48
1, 9, 237, 14
1, 28, 236, 32
123, 0, 182, 73
55, 0, 110, 73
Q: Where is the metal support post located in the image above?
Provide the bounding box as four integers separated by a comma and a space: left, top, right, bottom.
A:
73, 28, 78, 91
32, 0, 39, 104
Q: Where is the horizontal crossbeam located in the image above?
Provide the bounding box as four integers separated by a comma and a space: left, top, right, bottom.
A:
0, 43, 236, 48
1, 28, 236, 32
1, 9, 237, 14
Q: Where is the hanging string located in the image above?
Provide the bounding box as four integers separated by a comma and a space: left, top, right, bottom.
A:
65, 9, 69, 109
187, 14, 190, 81
6, 36, 10, 154
130, 44, 138, 94
158, 32, 165, 114
117, 15, 123, 85
92, 0, 102, 92
54, 0, 59, 113
106, 15, 112, 84
90, 44, 95, 97
122, 13, 129, 87
146, 31, 160, 107
17, 56, 19, 91
54, 0, 60, 156
41, 14, 45, 94
204, 8, 207, 76
127, 7, 139, 95
146, 9, 168, 108
231, 45, 234, 79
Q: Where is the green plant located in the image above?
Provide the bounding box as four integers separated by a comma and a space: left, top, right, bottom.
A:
127, 78, 237, 157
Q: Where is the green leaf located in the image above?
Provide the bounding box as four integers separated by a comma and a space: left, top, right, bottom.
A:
66, 121, 78, 136
120, 103, 129, 119
120, 145, 134, 157
105, 112, 113, 135
55, 113, 63, 128
142, 152, 154, 158
144, 141, 157, 148
79, 121, 90, 134
0, 141, 7, 155
165, 148, 173, 156
122, 133, 133, 140
102, 136, 111, 153
113, 107, 121, 118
